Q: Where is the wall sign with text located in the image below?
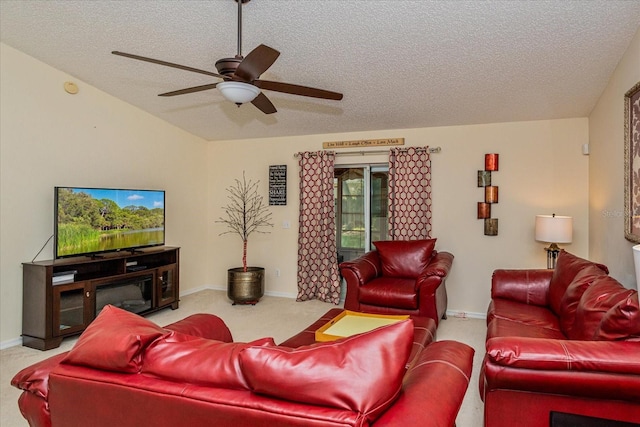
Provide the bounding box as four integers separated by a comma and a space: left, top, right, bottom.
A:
322, 138, 404, 149
269, 165, 287, 206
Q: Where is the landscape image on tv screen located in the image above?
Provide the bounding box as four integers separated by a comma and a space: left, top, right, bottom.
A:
55, 187, 165, 258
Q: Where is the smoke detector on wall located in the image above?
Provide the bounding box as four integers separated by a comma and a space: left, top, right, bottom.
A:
64, 82, 79, 95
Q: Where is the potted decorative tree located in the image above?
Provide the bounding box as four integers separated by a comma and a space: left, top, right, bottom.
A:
217, 172, 273, 305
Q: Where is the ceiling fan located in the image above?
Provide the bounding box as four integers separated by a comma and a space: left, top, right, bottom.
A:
112, 0, 343, 114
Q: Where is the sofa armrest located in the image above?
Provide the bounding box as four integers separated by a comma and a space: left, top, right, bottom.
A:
482, 337, 640, 402
17, 391, 52, 427
421, 251, 454, 278
339, 251, 381, 286
414, 251, 453, 295
374, 341, 474, 426
11, 351, 69, 427
11, 352, 68, 399
491, 269, 553, 306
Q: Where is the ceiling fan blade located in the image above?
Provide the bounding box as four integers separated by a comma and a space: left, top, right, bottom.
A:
158, 83, 219, 97
251, 92, 277, 114
112, 51, 225, 79
234, 44, 280, 82
254, 80, 343, 100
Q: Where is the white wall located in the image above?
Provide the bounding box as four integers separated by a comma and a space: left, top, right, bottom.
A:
209, 119, 590, 315
589, 28, 640, 289
0, 44, 210, 345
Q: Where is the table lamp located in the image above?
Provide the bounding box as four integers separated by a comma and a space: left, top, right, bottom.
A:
535, 214, 573, 269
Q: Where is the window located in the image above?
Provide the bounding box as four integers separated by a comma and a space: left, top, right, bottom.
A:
334, 165, 388, 262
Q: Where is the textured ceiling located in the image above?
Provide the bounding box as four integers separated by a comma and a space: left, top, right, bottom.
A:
1, 0, 639, 142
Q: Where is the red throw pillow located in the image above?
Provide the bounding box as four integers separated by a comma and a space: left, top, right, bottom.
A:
548, 251, 608, 316
163, 313, 233, 342
558, 266, 606, 336
595, 291, 640, 340
373, 239, 436, 278
63, 305, 168, 373
570, 276, 634, 341
239, 319, 413, 421
143, 332, 275, 390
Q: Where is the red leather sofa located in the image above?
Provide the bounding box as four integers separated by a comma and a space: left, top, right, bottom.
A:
480, 250, 640, 427
340, 239, 453, 325
13, 305, 474, 427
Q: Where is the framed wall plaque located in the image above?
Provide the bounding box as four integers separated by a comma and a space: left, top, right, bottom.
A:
269, 165, 287, 206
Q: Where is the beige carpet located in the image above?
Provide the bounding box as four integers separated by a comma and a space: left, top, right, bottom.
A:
1, 289, 485, 426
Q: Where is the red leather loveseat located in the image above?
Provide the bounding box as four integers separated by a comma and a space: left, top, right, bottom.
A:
340, 239, 453, 325
13, 305, 474, 427
480, 250, 640, 427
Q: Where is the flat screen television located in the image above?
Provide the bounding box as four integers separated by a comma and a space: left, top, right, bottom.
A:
54, 187, 165, 259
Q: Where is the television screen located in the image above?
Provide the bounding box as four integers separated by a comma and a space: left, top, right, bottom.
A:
55, 187, 165, 258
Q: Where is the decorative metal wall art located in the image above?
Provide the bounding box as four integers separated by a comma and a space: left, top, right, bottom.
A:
478, 154, 499, 235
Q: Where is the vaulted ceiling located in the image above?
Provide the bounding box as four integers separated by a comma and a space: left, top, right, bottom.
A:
1, 1, 639, 141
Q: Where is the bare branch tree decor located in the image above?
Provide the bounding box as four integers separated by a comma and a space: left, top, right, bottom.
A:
217, 172, 273, 271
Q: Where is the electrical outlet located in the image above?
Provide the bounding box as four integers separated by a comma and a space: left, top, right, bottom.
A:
275, 269, 281, 277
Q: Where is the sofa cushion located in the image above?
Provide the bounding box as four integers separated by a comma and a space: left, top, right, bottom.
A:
487, 298, 560, 330
486, 318, 565, 341
240, 319, 413, 420
548, 251, 608, 316
358, 277, 418, 309
570, 276, 634, 341
143, 332, 275, 390
373, 239, 436, 278
558, 267, 605, 337
63, 305, 168, 373
594, 291, 640, 340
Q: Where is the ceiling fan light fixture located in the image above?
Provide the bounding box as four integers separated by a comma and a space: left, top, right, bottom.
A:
217, 81, 260, 104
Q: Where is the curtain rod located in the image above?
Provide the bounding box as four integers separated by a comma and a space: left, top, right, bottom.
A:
294, 147, 441, 158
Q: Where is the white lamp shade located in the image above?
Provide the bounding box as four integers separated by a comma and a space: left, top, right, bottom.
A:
535, 215, 573, 243
217, 81, 260, 104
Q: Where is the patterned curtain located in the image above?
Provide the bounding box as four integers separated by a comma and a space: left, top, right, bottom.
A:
296, 151, 341, 304
388, 147, 433, 240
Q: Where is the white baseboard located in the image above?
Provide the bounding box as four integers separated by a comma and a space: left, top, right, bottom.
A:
1, 337, 22, 350
445, 309, 486, 320
188, 284, 297, 300
180, 284, 217, 296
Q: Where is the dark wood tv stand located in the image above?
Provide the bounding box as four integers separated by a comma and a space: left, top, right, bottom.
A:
22, 246, 180, 350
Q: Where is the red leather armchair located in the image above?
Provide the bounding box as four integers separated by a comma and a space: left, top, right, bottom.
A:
339, 239, 453, 325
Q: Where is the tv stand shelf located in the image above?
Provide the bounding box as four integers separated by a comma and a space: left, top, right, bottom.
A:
22, 246, 179, 350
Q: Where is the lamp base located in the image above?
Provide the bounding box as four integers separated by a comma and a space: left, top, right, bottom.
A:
544, 243, 561, 269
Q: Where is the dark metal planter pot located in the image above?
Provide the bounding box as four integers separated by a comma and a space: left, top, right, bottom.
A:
227, 267, 264, 305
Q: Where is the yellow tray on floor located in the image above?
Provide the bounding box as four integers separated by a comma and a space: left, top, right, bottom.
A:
315, 310, 409, 342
